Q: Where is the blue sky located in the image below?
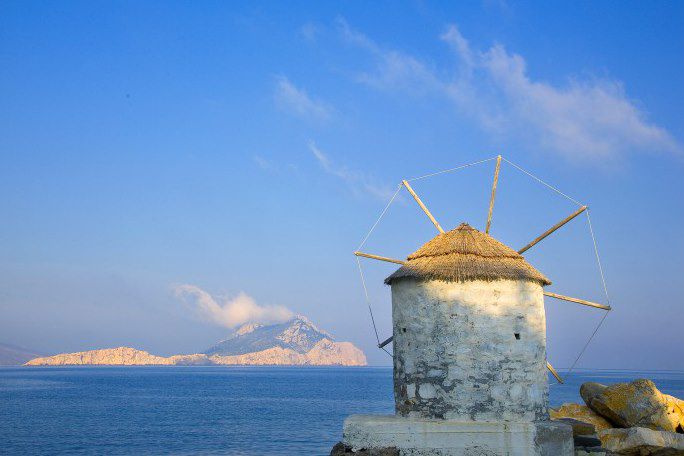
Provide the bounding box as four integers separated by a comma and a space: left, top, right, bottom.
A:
1, 1, 682, 369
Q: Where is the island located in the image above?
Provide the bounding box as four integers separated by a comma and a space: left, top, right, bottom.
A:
24, 316, 367, 367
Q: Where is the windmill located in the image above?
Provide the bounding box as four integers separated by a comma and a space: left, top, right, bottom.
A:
343, 155, 611, 455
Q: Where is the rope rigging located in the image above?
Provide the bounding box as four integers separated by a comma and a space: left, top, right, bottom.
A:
406, 157, 497, 182
356, 256, 392, 358
354, 156, 612, 382
562, 209, 611, 378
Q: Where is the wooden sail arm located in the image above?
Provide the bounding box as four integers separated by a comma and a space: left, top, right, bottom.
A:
544, 292, 611, 311
354, 251, 406, 265
485, 155, 502, 234
378, 335, 393, 349
547, 361, 564, 383
402, 180, 445, 234
518, 206, 588, 254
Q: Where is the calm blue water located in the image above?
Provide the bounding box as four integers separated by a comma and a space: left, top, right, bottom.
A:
1, 367, 682, 455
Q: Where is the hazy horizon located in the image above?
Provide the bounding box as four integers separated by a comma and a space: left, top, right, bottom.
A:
1, 1, 682, 369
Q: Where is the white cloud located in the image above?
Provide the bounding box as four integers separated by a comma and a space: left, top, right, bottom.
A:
338, 21, 681, 162
309, 141, 397, 201
174, 285, 293, 329
441, 26, 680, 161
274, 77, 332, 121
337, 18, 439, 95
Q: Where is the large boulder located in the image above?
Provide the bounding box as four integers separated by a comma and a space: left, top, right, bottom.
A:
556, 417, 598, 436
550, 403, 612, 432
665, 395, 684, 432
581, 379, 684, 433
599, 427, 684, 455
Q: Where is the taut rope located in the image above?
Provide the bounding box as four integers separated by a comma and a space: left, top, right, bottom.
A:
354, 156, 612, 378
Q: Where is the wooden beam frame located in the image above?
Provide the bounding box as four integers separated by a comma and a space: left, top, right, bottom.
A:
402, 180, 445, 234
547, 361, 564, 383
544, 292, 611, 311
485, 155, 502, 234
354, 251, 406, 265
518, 206, 588, 254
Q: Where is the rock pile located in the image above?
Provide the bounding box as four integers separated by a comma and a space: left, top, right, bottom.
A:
581, 379, 684, 433
551, 379, 684, 455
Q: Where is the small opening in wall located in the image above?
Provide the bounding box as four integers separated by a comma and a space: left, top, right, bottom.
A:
402, 328, 407, 333
514, 333, 521, 340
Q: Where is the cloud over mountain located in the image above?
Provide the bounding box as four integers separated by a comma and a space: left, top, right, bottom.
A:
174, 285, 293, 329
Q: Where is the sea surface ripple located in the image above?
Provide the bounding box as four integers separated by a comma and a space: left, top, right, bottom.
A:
1, 366, 682, 455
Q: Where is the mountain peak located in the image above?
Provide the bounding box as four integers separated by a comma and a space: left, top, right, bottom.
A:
284, 314, 333, 339
235, 323, 264, 336
23, 316, 367, 367
205, 315, 335, 356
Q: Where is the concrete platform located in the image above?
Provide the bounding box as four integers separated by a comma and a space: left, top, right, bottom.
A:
343, 415, 574, 456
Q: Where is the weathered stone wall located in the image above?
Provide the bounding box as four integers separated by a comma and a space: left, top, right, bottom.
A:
392, 278, 548, 422
342, 415, 574, 456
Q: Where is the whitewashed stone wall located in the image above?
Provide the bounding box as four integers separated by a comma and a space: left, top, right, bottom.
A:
391, 278, 548, 422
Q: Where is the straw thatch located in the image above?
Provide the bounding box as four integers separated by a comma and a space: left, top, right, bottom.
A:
385, 223, 551, 286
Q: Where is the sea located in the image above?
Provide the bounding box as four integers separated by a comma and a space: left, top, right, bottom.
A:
0, 367, 682, 455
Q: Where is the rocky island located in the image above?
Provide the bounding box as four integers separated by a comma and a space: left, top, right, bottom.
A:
25, 316, 367, 367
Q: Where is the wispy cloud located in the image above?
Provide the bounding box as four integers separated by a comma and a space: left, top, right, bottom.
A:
440, 26, 681, 161
253, 155, 299, 175
309, 141, 397, 201
299, 22, 319, 42
337, 20, 681, 162
337, 18, 439, 95
174, 285, 293, 329
274, 77, 332, 121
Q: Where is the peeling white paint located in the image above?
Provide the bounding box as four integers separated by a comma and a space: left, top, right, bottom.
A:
391, 278, 548, 422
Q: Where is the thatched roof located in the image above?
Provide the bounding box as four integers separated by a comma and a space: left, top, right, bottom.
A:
385, 223, 551, 286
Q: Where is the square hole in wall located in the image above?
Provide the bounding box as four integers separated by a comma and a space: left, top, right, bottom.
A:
514, 333, 521, 340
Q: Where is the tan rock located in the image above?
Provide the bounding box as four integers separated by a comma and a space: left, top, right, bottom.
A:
664, 395, 684, 434
581, 382, 606, 403
167, 354, 213, 365
24, 347, 173, 366
581, 380, 684, 433
25, 339, 367, 367
599, 427, 684, 455
210, 338, 367, 366
211, 346, 307, 365
550, 403, 612, 432
556, 418, 597, 436
305, 339, 367, 366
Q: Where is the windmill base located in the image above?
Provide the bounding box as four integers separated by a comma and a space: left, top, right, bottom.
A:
342, 415, 574, 456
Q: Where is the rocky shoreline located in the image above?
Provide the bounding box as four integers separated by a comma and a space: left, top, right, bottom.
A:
552, 379, 684, 455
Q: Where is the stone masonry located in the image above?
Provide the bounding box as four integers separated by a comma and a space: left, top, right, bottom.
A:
392, 278, 548, 422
